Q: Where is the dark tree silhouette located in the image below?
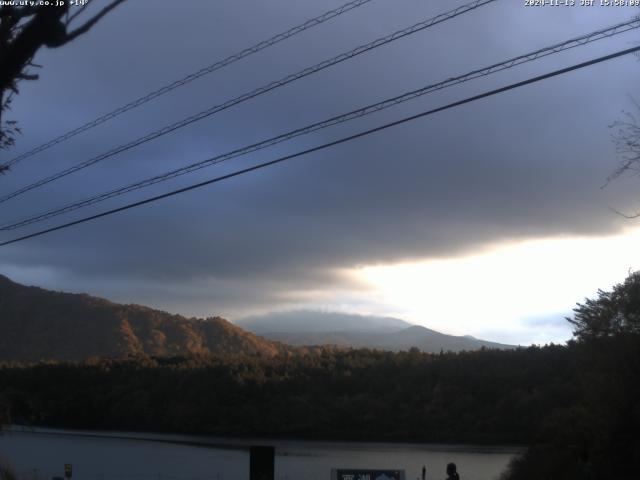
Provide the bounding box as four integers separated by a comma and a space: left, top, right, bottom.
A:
0, 1, 127, 167
567, 271, 640, 340
607, 8, 639, 215
607, 98, 640, 203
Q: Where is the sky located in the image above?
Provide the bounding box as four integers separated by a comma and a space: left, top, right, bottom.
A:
0, 0, 639, 345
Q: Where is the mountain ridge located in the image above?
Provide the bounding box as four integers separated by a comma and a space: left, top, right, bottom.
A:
237, 310, 516, 352
0, 275, 282, 362
0, 275, 514, 361
237, 310, 413, 334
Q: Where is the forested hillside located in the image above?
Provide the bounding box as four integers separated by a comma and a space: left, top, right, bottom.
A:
0, 275, 282, 361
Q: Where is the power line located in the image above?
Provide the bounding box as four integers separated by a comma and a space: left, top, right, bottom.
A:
0, 0, 377, 169
2, 18, 638, 231
2, 44, 638, 248
0, 0, 498, 204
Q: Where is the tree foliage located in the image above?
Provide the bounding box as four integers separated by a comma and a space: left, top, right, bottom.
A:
502, 274, 640, 479
0, 346, 576, 445
502, 334, 640, 480
567, 271, 640, 340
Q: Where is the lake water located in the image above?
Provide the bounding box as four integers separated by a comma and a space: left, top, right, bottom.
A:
0, 427, 520, 480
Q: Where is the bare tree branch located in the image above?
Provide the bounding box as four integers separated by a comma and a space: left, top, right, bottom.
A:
0, 6, 69, 92
606, 96, 640, 185
609, 206, 640, 219
1, 6, 40, 20
65, 4, 91, 27
0, 1, 127, 155
64, 0, 127, 42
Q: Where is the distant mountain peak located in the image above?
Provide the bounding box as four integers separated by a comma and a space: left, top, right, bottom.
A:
403, 324, 439, 334
238, 310, 515, 353
236, 310, 413, 334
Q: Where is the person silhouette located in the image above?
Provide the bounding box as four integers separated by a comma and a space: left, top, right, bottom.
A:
446, 463, 460, 480
421, 465, 426, 480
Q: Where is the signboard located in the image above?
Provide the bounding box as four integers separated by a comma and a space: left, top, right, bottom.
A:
332, 469, 405, 480
64, 464, 72, 479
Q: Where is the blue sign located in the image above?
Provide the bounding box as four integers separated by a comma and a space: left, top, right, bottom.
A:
335, 469, 404, 480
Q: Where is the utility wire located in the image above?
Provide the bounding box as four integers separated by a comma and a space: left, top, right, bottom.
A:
2, 18, 638, 231
1, 44, 638, 248
0, 0, 498, 203
0, 0, 377, 169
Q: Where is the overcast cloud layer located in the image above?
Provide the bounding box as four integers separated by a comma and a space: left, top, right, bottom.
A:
0, 0, 638, 341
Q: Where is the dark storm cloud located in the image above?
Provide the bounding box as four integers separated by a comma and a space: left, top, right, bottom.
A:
0, 0, 638, 316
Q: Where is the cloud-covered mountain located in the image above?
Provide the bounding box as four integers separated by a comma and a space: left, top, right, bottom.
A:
236, 310, 412, 334
0, 275, 282, 362
236, 311, 515, 352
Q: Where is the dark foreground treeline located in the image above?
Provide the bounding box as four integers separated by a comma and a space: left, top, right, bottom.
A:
0, 344, 576, 443
0, 335, 639, 478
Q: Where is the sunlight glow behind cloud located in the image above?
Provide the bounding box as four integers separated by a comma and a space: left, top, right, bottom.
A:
355, 227, 640, 344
